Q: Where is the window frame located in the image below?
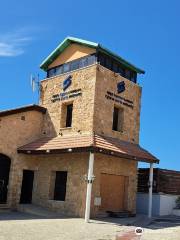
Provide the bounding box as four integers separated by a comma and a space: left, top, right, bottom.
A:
47, 53, 96, 78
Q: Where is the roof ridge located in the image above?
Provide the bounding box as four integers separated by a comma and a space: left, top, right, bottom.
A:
40, 36, 145, 74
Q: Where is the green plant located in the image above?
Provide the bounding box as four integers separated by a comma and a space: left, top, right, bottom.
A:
175, 196, 180, 209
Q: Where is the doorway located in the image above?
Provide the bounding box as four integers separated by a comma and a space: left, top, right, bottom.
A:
100, 173, 128, 212
0, 154, 11, 204
20, 170, 34, 204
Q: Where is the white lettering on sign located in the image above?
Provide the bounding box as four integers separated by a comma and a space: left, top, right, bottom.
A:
105, 91, 134, 109
52, 89, 82, 103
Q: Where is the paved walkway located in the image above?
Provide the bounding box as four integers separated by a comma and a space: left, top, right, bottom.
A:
0, 212, 125, 240
0, 211, 179, 240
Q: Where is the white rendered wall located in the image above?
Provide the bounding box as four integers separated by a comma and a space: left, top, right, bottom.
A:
137, 193, 179, 216
159, 194, 178, 216
136, 193, 160, 216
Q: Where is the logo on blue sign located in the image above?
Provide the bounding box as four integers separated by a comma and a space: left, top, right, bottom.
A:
62, 75, 72, 91
117, 81, 125, 93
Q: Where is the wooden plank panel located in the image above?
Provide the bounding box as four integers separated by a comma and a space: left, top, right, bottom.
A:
138, 168, 180, 195
100, 173, 127, 212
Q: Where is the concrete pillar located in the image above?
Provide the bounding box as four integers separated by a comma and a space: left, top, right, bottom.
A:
148, 163, 154, 218
85, 152, 94, 223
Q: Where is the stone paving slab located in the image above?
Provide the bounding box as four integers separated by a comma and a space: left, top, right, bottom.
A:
0, 212, 180, 240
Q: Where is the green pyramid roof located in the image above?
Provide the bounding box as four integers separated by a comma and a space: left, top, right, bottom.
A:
40, 36, 145, 74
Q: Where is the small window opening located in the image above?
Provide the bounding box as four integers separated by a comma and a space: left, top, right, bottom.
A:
66, 104, 73, 127
112, 106, 124, 132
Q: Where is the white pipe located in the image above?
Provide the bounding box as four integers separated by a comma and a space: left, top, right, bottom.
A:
148, 163, 154, 218
85, 152, 94, 223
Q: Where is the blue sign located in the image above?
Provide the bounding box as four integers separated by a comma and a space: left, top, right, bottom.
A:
62, 75, 72, 91
117, 81, 125, 93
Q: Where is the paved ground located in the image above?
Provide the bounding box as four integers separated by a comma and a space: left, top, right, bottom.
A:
140, 218, 180, 240
0, 211, 180, 240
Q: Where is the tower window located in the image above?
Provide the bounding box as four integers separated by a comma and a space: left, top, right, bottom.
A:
125, 69, 131, 79
47, 54, 96, 78
130, 72, 137, 83
54, 171, 67, 201
66, 104, 73, 127
112, 106, 124, 132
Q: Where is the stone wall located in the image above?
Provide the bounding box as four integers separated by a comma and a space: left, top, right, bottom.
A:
94, 65, 142, 143
27, 153, 89, 217
40, 63, 142, 144
40, 65, 97, 137
17, 152, 137, 217
0, 111, 44, 207
37, 63, 141, 216
0, 62, 141, 217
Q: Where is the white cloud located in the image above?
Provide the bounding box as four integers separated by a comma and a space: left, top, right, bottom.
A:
0, 43, 24, 57
0, 29, 32, 57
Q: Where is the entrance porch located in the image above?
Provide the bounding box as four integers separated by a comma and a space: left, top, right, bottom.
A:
15, 133, 159, 221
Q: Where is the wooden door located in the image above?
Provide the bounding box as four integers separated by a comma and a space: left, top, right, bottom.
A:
100, 173, 127, 212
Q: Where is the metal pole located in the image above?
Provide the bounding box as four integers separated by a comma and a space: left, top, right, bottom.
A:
148, 163, 154, 218
85, 152, 94, 223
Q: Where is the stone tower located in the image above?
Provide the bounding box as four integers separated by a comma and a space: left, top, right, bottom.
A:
40, 37, 143, 144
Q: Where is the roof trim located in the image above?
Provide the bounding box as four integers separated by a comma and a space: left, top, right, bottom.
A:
17, 134, 159, 164
18, 146, 158, 164
139, 168, 180, 174
40, 36, 145, 74
0, 104, 46, 117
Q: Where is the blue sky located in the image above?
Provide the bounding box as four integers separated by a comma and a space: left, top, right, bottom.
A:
0, 0, 179, 170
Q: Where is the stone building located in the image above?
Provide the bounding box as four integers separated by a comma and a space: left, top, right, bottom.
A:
0, 37, 159, 219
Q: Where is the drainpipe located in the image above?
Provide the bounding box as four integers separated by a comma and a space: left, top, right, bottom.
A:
148, 163, 154, 218
85, 152, 94, 223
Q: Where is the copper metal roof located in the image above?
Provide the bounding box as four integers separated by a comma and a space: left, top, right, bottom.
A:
17, 134, 159, 163
0, 104, 46, 117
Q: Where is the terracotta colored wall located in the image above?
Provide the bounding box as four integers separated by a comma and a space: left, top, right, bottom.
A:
48, 43, 96, 69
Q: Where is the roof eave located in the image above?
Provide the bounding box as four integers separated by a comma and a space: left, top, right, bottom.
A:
0, 104, 46, 117
40, 36, 98, 71
98, 45, 145, 74
17, 145, 159, 164
40, 37, 145, 74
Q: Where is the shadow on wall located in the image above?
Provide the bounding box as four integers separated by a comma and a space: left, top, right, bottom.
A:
43, 111, 58, 138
